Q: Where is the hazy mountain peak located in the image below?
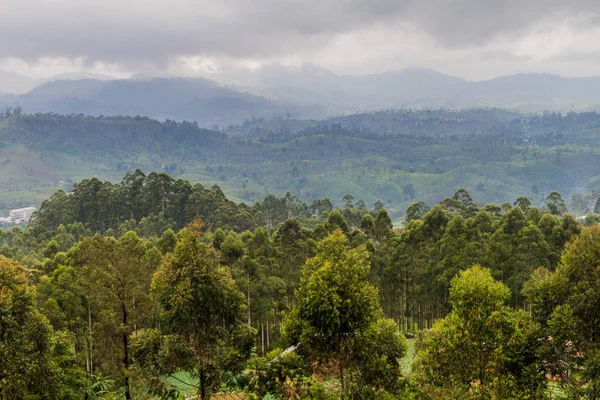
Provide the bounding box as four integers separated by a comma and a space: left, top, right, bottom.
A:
26, 79, 107, 99
6, 63, 600, 125
0, 70, 38, 94
299, 62, 337, 76
44, 71, 120, 82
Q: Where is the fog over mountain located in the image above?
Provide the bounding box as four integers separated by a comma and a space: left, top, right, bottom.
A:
209, 63, 600, 112
5, 64, 600, 126
0, 71, 39, 94
0, 70, 120, 95
0, 75, 326, 127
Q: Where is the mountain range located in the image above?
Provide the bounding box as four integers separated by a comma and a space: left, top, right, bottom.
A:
3, 64, 600, 126
0, 71, 118, 94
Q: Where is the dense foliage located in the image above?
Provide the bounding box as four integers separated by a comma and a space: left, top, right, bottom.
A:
3, 109, 600, 220
1, 170, 600, 398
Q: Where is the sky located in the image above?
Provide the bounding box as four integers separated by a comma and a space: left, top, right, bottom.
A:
1, 0, 600, 81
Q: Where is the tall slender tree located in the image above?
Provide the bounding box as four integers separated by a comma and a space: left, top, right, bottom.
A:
150, 227, 255, 400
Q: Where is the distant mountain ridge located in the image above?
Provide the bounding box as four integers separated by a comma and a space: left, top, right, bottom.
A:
243, 64, 600, 111
0, 77, 322, 127
4, 65, 600, 125
0, 70, 121, 95
0, 71, 39, 94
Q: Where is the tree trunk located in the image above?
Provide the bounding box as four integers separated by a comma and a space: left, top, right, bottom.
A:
199, 365, 206, 400
88, 304, 94, 375
266, 319, 270, 350
247, 272, 251, 325
261, 322, 265, 356
122, 301, 131, 400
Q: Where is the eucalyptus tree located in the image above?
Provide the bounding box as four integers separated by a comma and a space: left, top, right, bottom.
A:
149, 227, 255, 400
415, 266, 546, 399
283, 230, 406, 397
76, 231, 160, 399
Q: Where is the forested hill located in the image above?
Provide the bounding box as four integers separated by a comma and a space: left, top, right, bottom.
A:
2, 109, 600, 219
1, 113, 227, 152
3, 167, 599, 398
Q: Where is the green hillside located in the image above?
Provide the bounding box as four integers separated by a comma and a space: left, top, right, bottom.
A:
1, 109, 600, 219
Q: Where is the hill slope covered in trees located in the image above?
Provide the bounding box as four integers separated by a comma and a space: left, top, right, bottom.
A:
2, 109, 600, 220
2, 168, 599, 398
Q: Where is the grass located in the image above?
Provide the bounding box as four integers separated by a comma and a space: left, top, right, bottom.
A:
401, 338, 417, 375
166, 371, 197, 397
0, 187, 61, 215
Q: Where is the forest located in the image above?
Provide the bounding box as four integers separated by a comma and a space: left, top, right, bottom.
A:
2, 170, 600, 399
3, 109, 600, 221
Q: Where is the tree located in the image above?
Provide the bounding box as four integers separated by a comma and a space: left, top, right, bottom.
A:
546, 190, 567, 216
525, 225, 600, 398
122, 169, 147, 221
220, 231, 245, 264
260, 194, 288, 227
273, 219, 315, 305
150, 228, 254, 400
310, 198, 333, 217
374, 208, 393, 241
514, 196, 531, 212
360, 214, 375, 238
0, 256, 84, 399
325, 209, 350, 234
342, 193, 355, 208
356, 199, 367, 210
436, 215, 481, 305
405, 201, 430, 223
452, 188, 477, 217
142, 171, 175, 216
158, 228, 177, 254
584, 189, 599, 214
486, 207, 550, 307
414, 266, 546, 399
283, 230, 406, 397
76, 232, 159, 399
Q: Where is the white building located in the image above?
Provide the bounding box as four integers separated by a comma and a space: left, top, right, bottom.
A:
9, 207, 36, 222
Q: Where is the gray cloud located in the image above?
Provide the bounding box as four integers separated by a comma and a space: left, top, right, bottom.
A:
1, 0, 599, 77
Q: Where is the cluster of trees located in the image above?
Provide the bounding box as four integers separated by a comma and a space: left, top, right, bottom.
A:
2, 113, 225, 154
0, 106, 22, 120
570, 189, 600, 216
30, 170, 392, 236
2, 171, 600, 398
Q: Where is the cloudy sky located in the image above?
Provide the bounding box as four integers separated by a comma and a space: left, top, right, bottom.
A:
1, 0, 600, 80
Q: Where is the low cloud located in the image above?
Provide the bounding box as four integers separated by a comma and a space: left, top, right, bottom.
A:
1, 0, 599, 79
